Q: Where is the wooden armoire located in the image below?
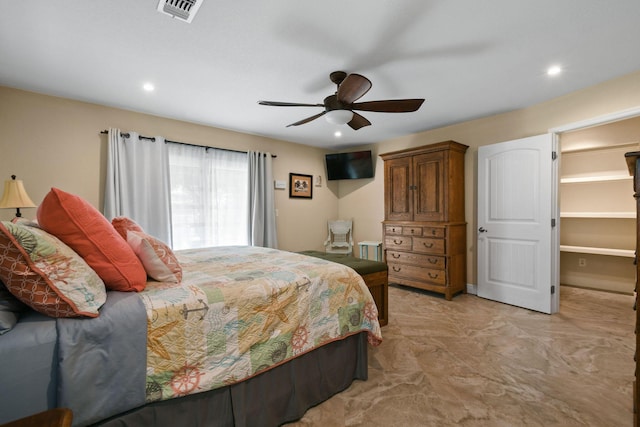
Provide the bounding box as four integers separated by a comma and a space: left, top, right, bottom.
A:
381, 141, 468, 300
625, 150, 640, 426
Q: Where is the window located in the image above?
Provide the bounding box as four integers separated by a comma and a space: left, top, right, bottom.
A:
168, 143, 248, 250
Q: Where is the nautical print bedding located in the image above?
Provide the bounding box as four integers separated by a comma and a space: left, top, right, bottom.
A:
140, 246, 383, 402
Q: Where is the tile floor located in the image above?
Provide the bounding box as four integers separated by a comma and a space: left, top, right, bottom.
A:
287, 285, 635, 426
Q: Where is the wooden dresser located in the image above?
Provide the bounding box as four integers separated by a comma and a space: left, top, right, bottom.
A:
381, 141, 468, 300
625, 150, 640, 426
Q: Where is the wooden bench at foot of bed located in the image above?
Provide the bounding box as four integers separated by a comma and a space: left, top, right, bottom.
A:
298, 251, 388, 326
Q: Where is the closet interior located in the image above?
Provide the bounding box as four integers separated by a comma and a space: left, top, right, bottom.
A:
559, 116, 640, 294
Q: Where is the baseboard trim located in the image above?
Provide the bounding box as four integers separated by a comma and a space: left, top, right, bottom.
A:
466, 283, 477, 295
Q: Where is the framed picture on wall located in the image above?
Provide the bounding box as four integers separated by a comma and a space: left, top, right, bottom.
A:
289, 173, 313, 199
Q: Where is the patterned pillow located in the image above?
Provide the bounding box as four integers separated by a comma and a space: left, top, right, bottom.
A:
37, 188, 147, 292
126, 230, 183, 283
0, 221, 106, 318
112, 216, 144, 241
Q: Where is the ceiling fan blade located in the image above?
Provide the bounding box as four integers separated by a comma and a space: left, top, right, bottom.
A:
286, 111, 327, 127
351, 99, 425, 113
258, 101, 324, 107
347, 112, 371, 130
337, 73, 372, 104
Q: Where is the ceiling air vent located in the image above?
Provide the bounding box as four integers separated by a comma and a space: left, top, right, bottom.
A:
157, 0, 204, 23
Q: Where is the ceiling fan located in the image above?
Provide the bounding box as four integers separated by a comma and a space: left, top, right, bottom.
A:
258, 71, 425, 130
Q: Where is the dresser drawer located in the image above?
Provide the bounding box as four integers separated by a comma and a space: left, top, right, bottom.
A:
385, 236, 412, 251
413, 237, 445, 254
385, 225, 403, 235
403, 226, 423, 236
423, 227, 445, 238
387, 250, 445, 269
388, 263, 446, 286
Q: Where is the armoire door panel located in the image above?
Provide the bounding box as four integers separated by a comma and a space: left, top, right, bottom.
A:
385, 157, 413, 221
414, 152, 445, 222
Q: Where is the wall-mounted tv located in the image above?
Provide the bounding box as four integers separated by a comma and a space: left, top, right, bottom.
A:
325, 150, 374, 181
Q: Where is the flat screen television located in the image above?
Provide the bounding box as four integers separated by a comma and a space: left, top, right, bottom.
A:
325, 150, 374, 180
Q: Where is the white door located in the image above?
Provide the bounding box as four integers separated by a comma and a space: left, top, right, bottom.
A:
477, 134, 559, 314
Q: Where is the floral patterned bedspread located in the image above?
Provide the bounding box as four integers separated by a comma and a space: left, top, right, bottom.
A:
139, 246, 383, 402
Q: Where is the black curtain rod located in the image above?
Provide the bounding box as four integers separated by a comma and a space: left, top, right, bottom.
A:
99, 130, 276, 158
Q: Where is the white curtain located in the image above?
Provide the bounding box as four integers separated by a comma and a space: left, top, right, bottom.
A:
169, 143, 248, 250
104, 128, 173, 245
247, 151, 278, 248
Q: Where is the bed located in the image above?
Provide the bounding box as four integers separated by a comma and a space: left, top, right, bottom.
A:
297, 250, 388, 326
0, 188, 382, 427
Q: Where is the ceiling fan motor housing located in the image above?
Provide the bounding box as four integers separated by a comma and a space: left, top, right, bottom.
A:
324, 94, 346, 112
329, 71, 347, 85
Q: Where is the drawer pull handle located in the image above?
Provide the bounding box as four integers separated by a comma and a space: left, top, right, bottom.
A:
423, 242, 434, 248
392, 253, 401, 259
392, 266, 402, 272
431, 229, 437, 235
394, 239, 403, 245
428, 258, 438, 264
428, 272, 439, 279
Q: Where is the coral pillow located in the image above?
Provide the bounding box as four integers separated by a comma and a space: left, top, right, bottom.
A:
112, 216, 144, 241
127, 230, 183, 283
0, 221, 106, 318
37, 188, 147, 292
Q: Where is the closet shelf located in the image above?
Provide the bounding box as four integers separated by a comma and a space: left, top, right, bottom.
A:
560, 245, 635, 258
560, 212, 636, 218
560, 174, 632, 184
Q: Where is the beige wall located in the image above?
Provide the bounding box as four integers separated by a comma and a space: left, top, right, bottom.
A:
333, 144, 383, 251
3, 70, 640, 286
0, 86, 338, 252
341, 70, 640, 286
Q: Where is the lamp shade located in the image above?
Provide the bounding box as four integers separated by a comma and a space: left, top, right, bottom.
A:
325, 109, 354, 125
0, 176, 36, 212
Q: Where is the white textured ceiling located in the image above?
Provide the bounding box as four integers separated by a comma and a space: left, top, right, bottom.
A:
1, 0, 640, 149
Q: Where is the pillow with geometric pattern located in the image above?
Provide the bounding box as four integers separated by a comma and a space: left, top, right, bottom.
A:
126, 230, 183, 283
0, 220, 106, 318
111, 217, 182, 283
111, 216, 144, 241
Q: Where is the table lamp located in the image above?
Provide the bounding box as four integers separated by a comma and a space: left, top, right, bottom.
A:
0, 175, 36, 218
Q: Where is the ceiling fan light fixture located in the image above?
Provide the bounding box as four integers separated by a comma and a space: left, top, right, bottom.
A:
325, 109, 353, 125
547, 65, 562, 76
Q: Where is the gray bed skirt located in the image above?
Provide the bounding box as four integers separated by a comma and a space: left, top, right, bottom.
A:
93, 332, 368, 427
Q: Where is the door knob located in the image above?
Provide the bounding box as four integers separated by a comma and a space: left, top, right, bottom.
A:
478, 227, 488, 233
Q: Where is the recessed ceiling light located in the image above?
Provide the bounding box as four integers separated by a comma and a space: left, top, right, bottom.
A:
547, 65, 562, 76
334, 131, 342, 138
143, 82, 155, 92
